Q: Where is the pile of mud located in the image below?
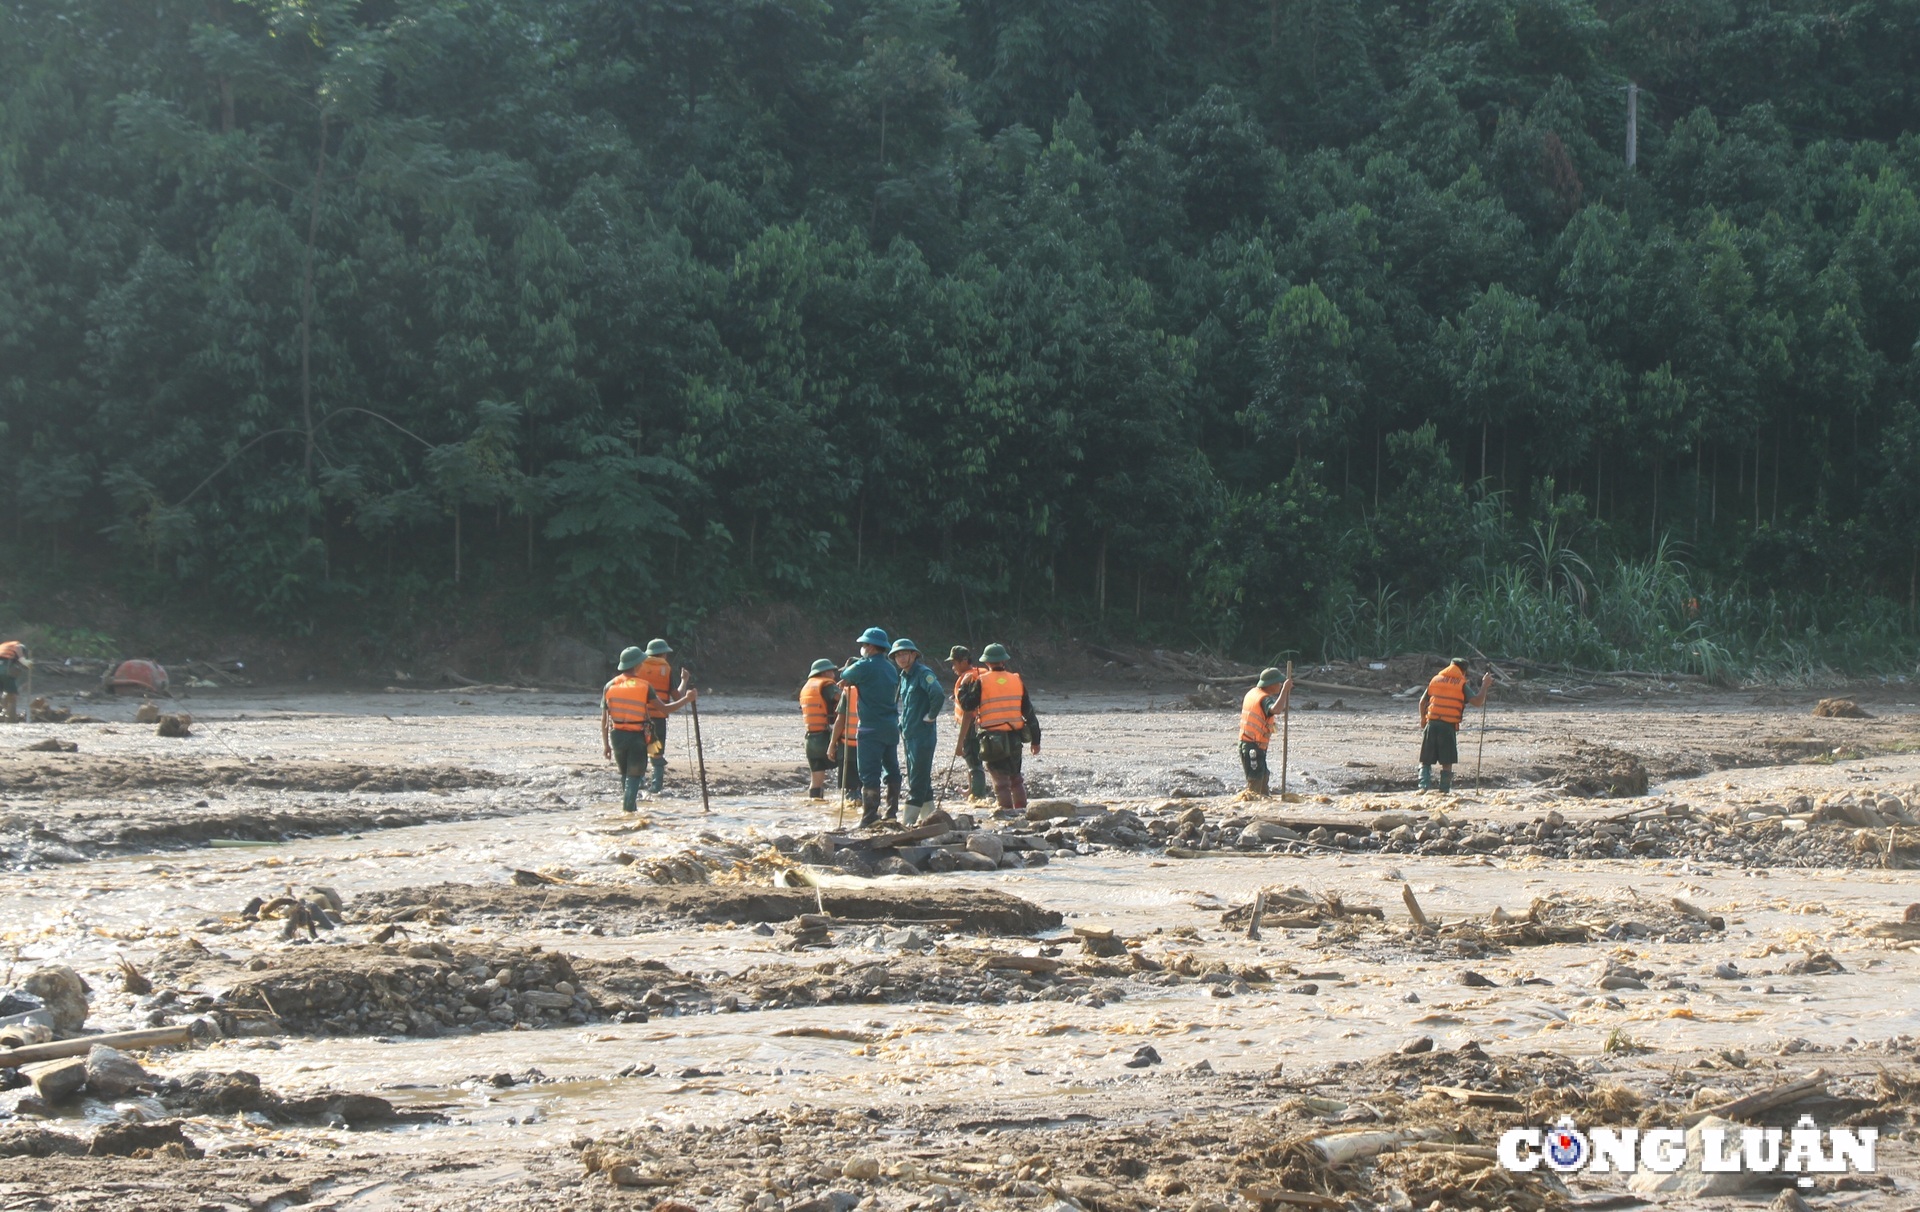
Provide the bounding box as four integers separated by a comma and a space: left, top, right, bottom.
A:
355, 881, 1062, 936
0, 751, 506, 797
146, 942, 595, 1037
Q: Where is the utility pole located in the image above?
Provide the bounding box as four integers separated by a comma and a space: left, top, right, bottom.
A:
1625, 83, 1638, 169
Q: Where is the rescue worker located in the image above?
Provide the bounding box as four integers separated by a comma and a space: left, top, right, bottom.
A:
955, 643, 1039, 813
799, 659, 842, 801
0, 640, 27, 723
1238, 667, 1296, 796
1417, 657, 1492, 792
836, 626, 902, 826
601, 646, 695, 812
634, 638, 690, 794
946, 646, 988, 801
890, 638, 945, 824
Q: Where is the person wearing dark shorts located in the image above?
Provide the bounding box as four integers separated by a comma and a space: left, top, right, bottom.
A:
0, 640, 25, 722
799, 658, 842, 801
1417, 657, 1491, 792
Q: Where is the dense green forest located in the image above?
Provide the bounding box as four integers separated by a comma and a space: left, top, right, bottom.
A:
5, 0, 1920, 674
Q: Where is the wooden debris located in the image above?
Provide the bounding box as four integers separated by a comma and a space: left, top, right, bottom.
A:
1670, 897, 1726, 931
1246, 890, 1267, 941
0, 1025, 195, 1069
1423, 1084, 1524, 1111
981, 954, 1062, 974
1309, 1126, 1459, 1165
1239, 1187, 1345, 1210
116, 955, 151, 995
1679, 1069, 1828, 1128
1402, 883, 1430, 930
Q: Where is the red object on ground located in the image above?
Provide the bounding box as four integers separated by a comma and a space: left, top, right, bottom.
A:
107, 659, 170, 695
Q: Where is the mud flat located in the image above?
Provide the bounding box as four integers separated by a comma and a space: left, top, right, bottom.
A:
3, 686, 1920, 1209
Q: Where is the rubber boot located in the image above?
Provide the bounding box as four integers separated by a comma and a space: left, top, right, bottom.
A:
969, 768, 989, 801
1438, 770, 1453, 793
901, 801, 924, 827
1010, 772, 1028, 813
649, 757, 666, 794
988, 769, 1017, 813
621, 776, 641, 813
1418, 765, 1433, 791
860, 787, 882, 828
808, 786, 825, 802
884, 777, 902, 821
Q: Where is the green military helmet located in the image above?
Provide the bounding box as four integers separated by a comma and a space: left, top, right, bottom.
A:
947, 645, 972, 662
856, 626, 890, 648
979, 642, 1011, 663
645, 638, 673, 656
889, 637, 919, 655
1257, 667, 1286, 686
808, 658, 837, 676
618, 646, 645, 671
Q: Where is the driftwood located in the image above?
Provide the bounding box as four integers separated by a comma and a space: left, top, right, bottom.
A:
1309, 1126, 1460, 1165
1679, 1069, 1829, 1128
980, 954, 1062, 974
1402, 884, 1431, 930
0, 1025, 195, 1068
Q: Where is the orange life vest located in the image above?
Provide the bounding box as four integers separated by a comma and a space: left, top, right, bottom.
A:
976, 670, 1026, 732
952, 668, 979, 724
1240, 685, 1276, 745
637, 656, 672, 718
603, 674, 654, 732
0, 641, 22, 661
1424, 666, 1469, 725
842, 685, 860, 745
799, 674, 834, 732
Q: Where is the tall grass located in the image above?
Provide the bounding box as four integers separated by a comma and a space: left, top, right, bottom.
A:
1321, 540, 1920, 682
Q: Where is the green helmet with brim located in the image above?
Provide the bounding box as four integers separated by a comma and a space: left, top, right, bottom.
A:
1258, 667, 1286, 686
646, 638, 672, 656
809, 659, 837, 676
980, 643, 1010, 663
618, 646, 645, 671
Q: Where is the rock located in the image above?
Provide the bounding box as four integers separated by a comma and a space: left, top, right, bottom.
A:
1237, 821, 1300, 846
842, 1156, 881, 1181
1372, 811, 1414, 832
1123, 1045, 1161, 1068
23, 1057, 88, 1101
1454, 970, 1495, 988
24, 737, 78, 752
1710, 961, 1741, 979
22, 967, 88, 1031
947, 849, 999, 873
89, 1120, 203, 1159
1176, 805, 1206, 829
0, 991, 42, 1018
1599, 973, 1648, 990
1626, 1116, 1764, 1198
875, 855, 922, 877
1784, 952, 1845, 975
1399, 1036, 1434, 1054
1287, 983, 1319, 996
84, 1047, 150, 1098
156, 713, 193, 737
1770, 1190, 1814, 1212
1026, 800, 1079, 821
966, 833, 1005, 863
925, 849, 957, 873
329, 1094, 396, 1125
134, 701, 161, 724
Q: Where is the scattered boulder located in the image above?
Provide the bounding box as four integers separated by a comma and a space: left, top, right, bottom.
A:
22, 966, 88, 1031
156, 712, 193, 738
965, 833, 1005, 863
23, 738, 77, 753
134, 701, 161, 724
1626, 1117, 1763, 1198
23, 1058, 88, 1101
84, 1046, 151, 1098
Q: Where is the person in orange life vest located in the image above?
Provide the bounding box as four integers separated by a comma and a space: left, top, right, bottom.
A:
0, 640, 28, 722
1237, 667, 1296, 796
601, 646, 695, 812
799, 659, 843, 801
1417, 657, 1491, 793
828, 680, 864, 798
946, 646, 989, 802
633, 638, 693, 793
953, 643, 1039, 813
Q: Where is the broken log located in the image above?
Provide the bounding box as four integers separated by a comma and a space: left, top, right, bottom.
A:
1679, 1069, 1829, 1128
1309, 1126, 1460, 1165
0, 1025, 195, 1068
1402, 884, 1430, 930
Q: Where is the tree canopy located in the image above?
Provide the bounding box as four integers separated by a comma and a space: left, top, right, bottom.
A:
4, 0, 1920, 668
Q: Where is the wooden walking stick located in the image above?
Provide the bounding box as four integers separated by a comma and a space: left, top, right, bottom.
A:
935, 716, 970, 816
1474, 677, 1490, 793
682, 669, 712, 815
1278, 659, 1293, 799
832, 710, 850, 830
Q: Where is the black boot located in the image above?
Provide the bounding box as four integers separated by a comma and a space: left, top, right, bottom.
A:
860, 787, 882, 828
884, 777, 902, 821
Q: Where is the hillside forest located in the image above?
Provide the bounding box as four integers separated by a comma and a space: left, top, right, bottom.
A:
6, 0, 1920, 676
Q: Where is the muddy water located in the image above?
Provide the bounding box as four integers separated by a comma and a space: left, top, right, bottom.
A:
5, 686, 1920, 1196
